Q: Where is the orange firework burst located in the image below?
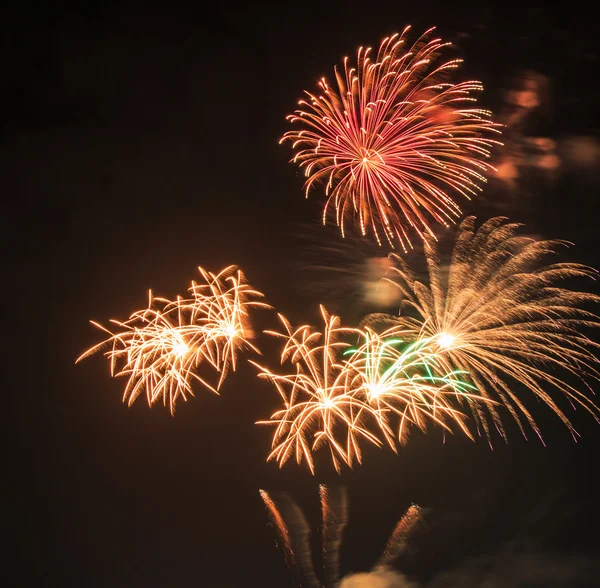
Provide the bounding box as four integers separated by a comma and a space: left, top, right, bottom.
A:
343, 325, 490, 448
77, 265, 269, 413
76, 292, 216, 413
367, 216, 600, 441
281, 26, 502, 249
254, 306, 487, 473
253, 306, 382, 473
188, 265, 271, 387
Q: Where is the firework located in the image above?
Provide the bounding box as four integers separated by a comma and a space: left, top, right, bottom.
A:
260, 484, 422, 588
255, 307, 488, 473
76, 292, 217, 413
343, 325, 486, 447
280, 27, 501, 249
188, 265, 271, 387
77, 265, 269, 413
366, 216, 600, 440
253, 306, 382, 473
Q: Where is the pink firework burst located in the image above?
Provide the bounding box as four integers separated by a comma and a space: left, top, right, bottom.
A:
281, 26, 502, 249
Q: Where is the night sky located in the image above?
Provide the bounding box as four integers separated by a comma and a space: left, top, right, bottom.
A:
6, 2, 600, 586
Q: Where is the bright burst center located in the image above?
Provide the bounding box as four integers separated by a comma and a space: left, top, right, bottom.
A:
224, 323, 238, 338
438, 333, 455, 349
173, 341, 189, 357
367, 382, 386, 399
321, 397, 334, 408
359, 154, 378, 169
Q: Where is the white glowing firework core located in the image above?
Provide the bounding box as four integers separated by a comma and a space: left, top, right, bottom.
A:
367, 382, 386, 398
173, 341, 189, 357
224, 323, 238, 338
438, 333, 455, 348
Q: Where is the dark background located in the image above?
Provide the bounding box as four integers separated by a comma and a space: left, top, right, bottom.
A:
5, 2, 600, 586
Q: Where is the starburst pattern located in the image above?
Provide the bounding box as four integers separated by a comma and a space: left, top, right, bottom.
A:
281, 26, 501, 248
76, 292, 216, 412
253, 306, 381, 473
188, 265, 271, 387
77, 265, 269, 413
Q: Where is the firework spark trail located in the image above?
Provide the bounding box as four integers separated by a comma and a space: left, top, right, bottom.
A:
375, 504, 423, 568
365, 216, 600, 441
77, 265, 269, 413
260, 490, 320, 588
76, 292, 217, 413
259, 490, 294, 568
261, 485, 422, 587
255, 307, 489, 473
320, 484, 348, 588
281, 27, 502, 249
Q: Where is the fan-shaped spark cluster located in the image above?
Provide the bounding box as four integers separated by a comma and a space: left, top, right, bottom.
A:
77, 266, 269, 413
254, 305, 491, 473
281, 27, 502, 249
363, 216, 600, 442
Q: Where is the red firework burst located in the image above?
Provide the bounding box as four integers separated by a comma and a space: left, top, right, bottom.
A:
281, 26, 502, 249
